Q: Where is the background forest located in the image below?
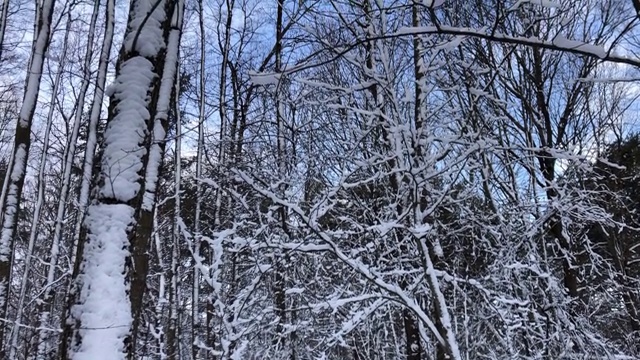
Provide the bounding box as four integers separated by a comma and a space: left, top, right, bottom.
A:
0, 0, 640, 359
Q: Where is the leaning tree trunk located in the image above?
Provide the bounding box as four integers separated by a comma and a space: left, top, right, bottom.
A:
60, 0, 184, 358
0, 0, 56, 354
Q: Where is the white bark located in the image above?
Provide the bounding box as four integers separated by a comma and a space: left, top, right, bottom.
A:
417, 230, 462, 360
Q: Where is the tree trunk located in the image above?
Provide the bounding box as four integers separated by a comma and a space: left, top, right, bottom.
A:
167, 64, 183, 360
403, 307, 422, 360
10, 10, 72, 357
58, 0, 115, 356
152, 210, 167, 358
166, 213, 180, 360
34, 0, 106, 354
273, 0, 289, 355
0, 0, 10, 62
61, 0, 183, 358
192, 0, 207, 356
0, 0, 56, 354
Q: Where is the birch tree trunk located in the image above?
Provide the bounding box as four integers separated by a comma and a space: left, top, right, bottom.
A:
0, 0, 56, 354
61, 0, 184, 358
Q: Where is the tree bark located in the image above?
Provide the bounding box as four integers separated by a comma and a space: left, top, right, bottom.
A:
34, 0, 107, 354
0, 0, 10, 62
192, 0, 207, 356
61, 0, 184, 358
58, 0, 115, 355
11, 10, 72, 357
0, 0, 56, 354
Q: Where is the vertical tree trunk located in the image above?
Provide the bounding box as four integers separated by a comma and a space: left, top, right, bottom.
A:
417, 237, 461, 360
61, 0, 184, 358
273, 0, 288, 355
530, 46, 580, 299
208, 0, 235, 356
358, 1, 424, 359
70, 0, 115, 265
129, 1, 184, 355
0, 0, 56, 354
411, 0, 424, 151
10, 10, 72, 358
0, 0, 10, 62
213, 0, 233, 233
166, 215, 180, 360
403, 308, 422, 360
35, 0, 105, 354
152, 210, 167, 358
192, 0, 206, 356
407, 2, 425, 359
167, 65, 183, 360
58, 0, 115, 355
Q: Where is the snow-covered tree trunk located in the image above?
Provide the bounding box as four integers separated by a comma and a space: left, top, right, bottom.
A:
0, 0, 56, 354
9, 9, 72, 358
58, 1, 114, 356
69, 0, 115, 260
34, 1, 106, 356
130, 1, 184, 354
358, 2, 427, 359
62, 0, 184, 358
0, 0, 9, 62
